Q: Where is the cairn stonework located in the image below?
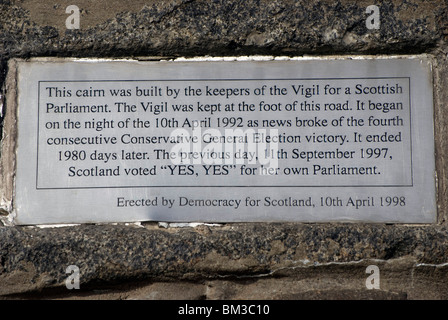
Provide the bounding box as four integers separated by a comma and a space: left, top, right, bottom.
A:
1, 0, 448, 300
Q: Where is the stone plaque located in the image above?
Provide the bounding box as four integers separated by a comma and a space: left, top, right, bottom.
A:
2, 56, 436, 224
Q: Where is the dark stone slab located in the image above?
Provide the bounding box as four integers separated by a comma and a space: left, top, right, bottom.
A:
0, 0, 446, 59
1, 223, 448, 296
1, 0, 448, 298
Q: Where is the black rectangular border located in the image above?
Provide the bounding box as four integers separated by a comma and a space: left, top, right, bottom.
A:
36, 77, 413, 190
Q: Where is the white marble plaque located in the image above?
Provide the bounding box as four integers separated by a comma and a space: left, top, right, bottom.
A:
6, 56, 436, 224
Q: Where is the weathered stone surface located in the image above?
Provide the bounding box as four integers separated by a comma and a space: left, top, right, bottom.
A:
0, 0, 446, 60
1, 223, 448, 299
1, 0, 448, 299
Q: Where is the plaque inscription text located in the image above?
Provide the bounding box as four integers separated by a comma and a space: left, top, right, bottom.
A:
11, 57, 436, 224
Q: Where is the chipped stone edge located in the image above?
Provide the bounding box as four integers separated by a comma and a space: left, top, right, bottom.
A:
171, 54, 433, 62
0, 59, 18, 226
11, 53, 434, 64
158, 222, 223, 228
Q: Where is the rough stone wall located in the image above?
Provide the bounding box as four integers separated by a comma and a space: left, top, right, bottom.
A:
2, 223, 448, 299
1, 0, 448, 300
